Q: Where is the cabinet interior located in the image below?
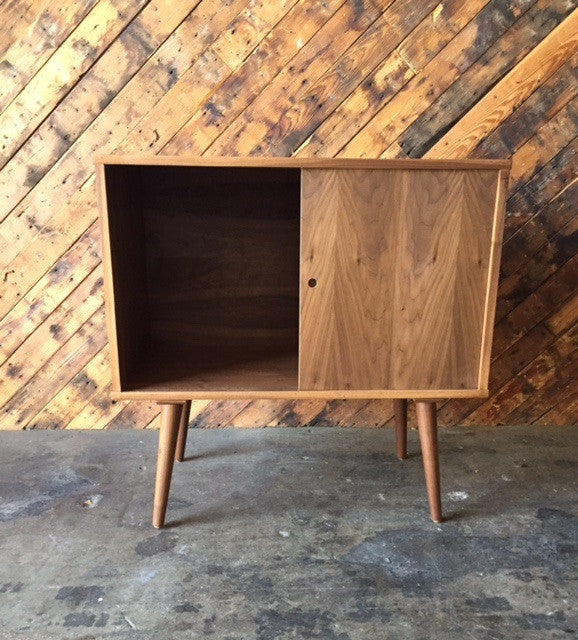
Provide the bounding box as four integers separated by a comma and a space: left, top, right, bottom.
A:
103, 164, 301, 392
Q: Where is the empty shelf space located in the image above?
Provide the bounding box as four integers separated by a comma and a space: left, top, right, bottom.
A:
124, 346, 298, 394
101, 163, 301, 393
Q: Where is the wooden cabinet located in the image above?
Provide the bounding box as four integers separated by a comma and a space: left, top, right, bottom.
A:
96, 156, 510, 527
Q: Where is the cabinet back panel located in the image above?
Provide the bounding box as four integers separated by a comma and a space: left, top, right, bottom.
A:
300, 169, 499, 391
139, 166, 300, 355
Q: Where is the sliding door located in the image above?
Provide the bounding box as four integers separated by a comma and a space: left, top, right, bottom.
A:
299, 169, 500, 392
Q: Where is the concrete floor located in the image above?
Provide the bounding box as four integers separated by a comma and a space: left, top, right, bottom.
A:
0, 426, 576, 640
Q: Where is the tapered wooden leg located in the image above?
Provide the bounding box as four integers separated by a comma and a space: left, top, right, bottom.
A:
393, 399, 408, 460
153, 403, 183, 528
175, 400, 191, 462
415, 401, 442, 523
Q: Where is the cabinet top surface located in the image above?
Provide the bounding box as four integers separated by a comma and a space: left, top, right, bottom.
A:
95, 155, 511, 171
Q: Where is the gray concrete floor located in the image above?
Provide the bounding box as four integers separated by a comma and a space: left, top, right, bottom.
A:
0, 426, 576, 640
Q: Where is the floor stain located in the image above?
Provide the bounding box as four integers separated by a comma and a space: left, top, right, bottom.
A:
343, 520, 573, 596
135, 531, 179, 557
0, 467, 93, 521
0, 582, 23, 593
255, 607, 351, 640
173, 601, 202, 613
56, 585, 105, 606
537, 507, 577, 538
63, 611, 109, 628
465, 596, 513, 611
515, 610, 571, 631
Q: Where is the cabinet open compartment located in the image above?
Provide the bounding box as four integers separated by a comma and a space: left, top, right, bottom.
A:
99, 163, 301, 394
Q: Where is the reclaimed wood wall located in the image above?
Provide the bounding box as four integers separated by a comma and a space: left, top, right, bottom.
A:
0, 0, 576, 431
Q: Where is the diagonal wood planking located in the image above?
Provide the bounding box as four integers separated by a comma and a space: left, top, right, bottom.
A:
0, 0, 576, 431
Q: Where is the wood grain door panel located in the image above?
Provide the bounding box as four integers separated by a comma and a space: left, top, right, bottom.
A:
299, 169, 499, 392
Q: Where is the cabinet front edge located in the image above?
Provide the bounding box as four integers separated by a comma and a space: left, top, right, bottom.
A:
94, 155, 511, 170
111, 389, 489, 401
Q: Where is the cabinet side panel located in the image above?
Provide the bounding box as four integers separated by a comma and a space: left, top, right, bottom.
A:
96, 164, 121, 391
300, 169, 400, 389
100, 165, 148, 389
452, 170, 500, 389
478, 170, 509, 389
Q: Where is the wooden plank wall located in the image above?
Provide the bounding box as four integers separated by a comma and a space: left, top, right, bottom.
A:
0, 0, 576, 431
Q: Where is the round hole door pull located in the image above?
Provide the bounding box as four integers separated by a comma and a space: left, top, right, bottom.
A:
308, 278, 317, 288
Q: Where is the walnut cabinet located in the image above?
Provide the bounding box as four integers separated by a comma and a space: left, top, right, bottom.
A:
96, 156, 510, 528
